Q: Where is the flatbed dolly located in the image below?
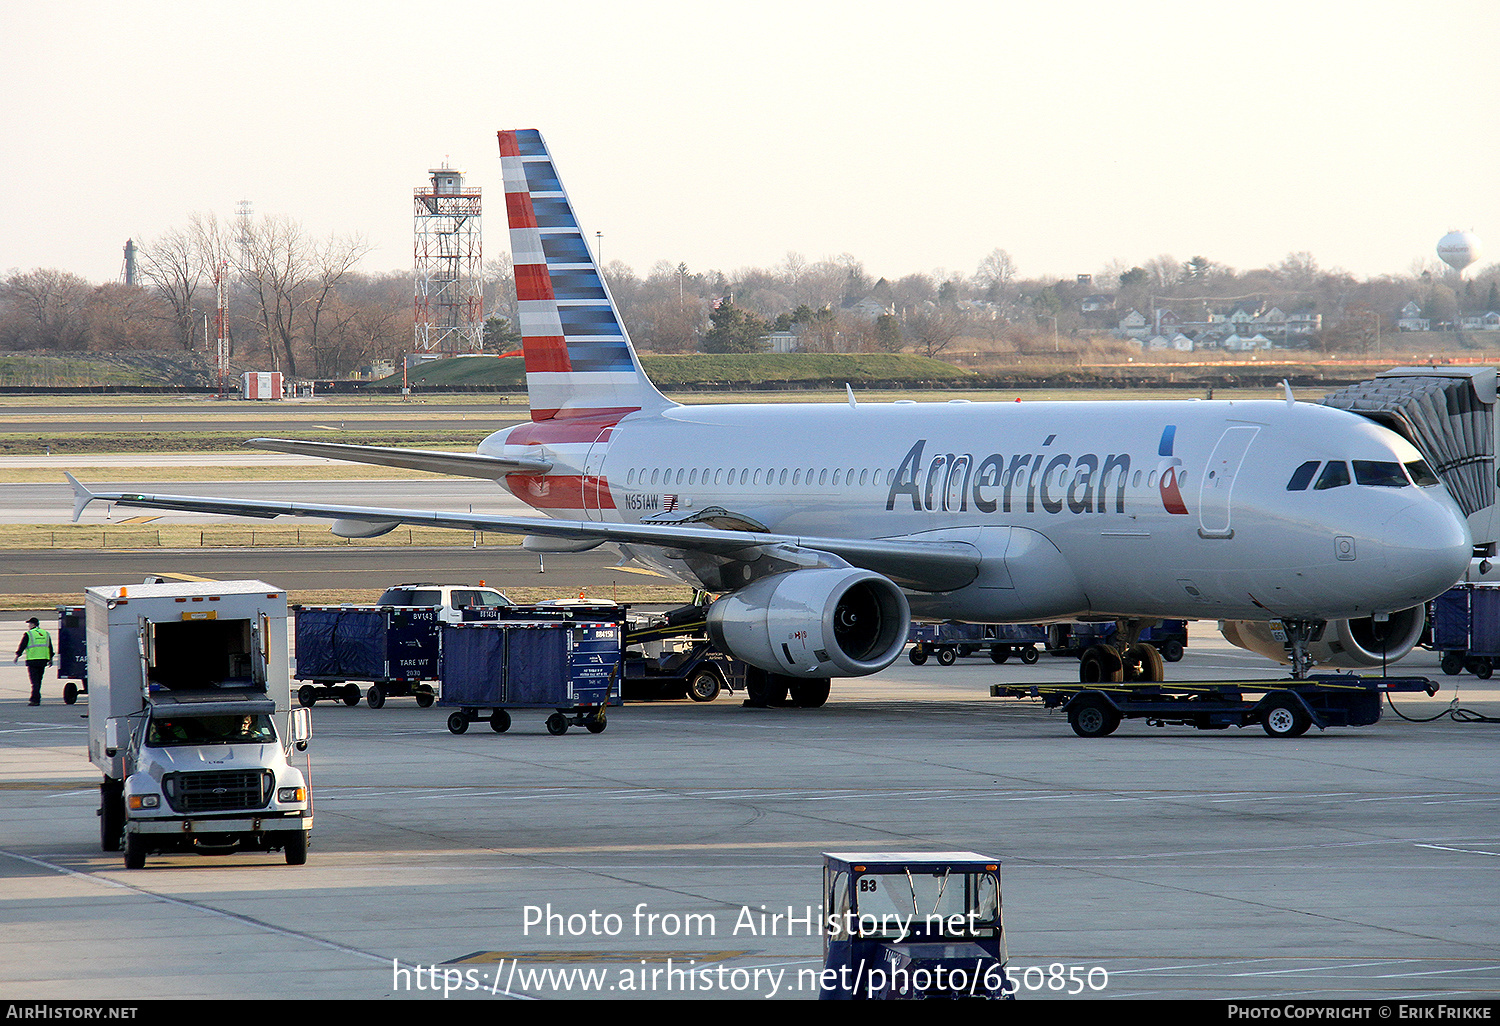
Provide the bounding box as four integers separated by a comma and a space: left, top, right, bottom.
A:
989, 674, 1439, 737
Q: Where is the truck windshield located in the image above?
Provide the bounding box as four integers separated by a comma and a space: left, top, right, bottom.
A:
849, 869, 1001, 939
146, 714, 277, 747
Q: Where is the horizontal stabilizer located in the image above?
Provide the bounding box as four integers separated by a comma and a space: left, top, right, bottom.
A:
246, 438, 552, 478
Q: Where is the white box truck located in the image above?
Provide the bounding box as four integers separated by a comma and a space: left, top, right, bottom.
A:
88, 580, 313, 869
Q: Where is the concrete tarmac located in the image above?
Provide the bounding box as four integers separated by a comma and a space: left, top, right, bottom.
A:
1, 626, 1496, 1002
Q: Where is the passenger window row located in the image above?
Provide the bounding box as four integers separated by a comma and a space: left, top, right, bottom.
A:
624, 466, 897, 489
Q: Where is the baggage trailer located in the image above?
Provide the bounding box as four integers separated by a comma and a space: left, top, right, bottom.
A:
57, 605, 87, 705
820, 851, 1011, 1000
907, 622, 1044, 666
87, 580, 313, 868
440, 619, 622, 735
990, 674, 1439, 737
1431, 584, 1500, 678
293, 604, 442, 708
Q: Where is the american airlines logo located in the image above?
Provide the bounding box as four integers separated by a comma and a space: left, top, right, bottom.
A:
885, 433, 1186, 516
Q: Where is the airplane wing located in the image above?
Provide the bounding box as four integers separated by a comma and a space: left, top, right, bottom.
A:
65, 476, 980, 592
245, 437, 553, 478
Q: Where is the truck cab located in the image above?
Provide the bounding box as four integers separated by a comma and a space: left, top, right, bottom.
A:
821, 851, 1011, 1000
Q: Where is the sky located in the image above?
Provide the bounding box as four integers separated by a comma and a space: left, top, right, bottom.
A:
2, 0, 1497, 288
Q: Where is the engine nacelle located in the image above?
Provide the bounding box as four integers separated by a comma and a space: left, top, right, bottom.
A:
707, 568, 910, 678
1219, 606, 1426, 668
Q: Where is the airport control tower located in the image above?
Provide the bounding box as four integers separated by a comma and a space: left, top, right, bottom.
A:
413, 166, 483, 352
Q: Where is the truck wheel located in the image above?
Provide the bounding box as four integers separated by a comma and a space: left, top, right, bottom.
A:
789, 678, 831, 708
64, 682, 79, 705
414, 687, 435, 709
1068, 695, 1121, 738
908, 646, 928, 665
342, 684, 361, 707
990, 646, 1010, 664
489, 709, 510, 733
297, 685, 316, 708
284, 831, 308, 866
936, 647, 958, 667
686, 671, 721, 703
447, 712, 469, 734
1020, 645, 1040, 665
99, 779, 124, 853
546, 713, 569, 736
585, 712, 607, 734
367, 684, 386, 709
123, 833, 147, 870
1262, 696, 1311, 738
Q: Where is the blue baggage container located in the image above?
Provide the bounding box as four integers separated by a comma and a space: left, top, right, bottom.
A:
292, 605, 442, 708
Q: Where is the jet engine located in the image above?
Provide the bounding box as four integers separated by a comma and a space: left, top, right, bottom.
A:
1218, 606, 1427, 668
707, 568, 910, 679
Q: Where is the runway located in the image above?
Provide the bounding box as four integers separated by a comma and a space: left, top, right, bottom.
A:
2, 632, 1496, 1002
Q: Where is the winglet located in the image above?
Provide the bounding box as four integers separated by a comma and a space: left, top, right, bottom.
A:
64, 472, 94, 523
846, 383, 857, 408
1282, 379, 1295, 407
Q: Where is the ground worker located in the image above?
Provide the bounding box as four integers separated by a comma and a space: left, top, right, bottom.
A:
15, 616, 54, 706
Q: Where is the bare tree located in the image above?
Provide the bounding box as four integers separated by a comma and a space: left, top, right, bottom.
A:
906, 309, 963, 360
137, 226, 203, 350
0, 269, 93, 350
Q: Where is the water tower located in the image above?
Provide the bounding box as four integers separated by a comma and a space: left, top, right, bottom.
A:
414, 165, 483, 352
1438, 230, 1483, 279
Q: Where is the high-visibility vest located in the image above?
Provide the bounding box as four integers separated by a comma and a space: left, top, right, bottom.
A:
22, 627, 51, 661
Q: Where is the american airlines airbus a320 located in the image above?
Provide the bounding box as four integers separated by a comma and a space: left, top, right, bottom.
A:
70, 129, 1472, 706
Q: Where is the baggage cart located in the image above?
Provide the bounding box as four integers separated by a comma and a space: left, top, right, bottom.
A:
293, 605, 442, 708
440, 620, 622, 735
57, 605, 88, 705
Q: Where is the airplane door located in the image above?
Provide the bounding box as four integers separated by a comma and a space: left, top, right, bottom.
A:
581, 427, 612, 522
1198, 426, 1259, 539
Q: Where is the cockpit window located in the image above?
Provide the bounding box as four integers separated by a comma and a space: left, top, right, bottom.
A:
1314, 461, 1351, 490
1286, 461, 1320, 491
1352, 461, 1409, 487
1406, 459, 1441, 487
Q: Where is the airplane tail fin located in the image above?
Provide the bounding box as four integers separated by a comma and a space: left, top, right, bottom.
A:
498, 129, 674, 424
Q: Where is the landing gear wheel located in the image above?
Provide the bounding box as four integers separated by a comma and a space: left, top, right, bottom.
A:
342, 684, 360, 706
585, 712, 607, 734
936, 647, 958, 667
1020, 645, 1040, 665
284, 831, 308, 866
63, 682, 79, 705
1261, 696, 1311, 738
789, 678, 831, 708
447, 711, 469, 734
908, 647, 928, 666
1160, 639, 1185, 663
489, 709, 511, 733
1068, 695, 1121, 738
298, 685, 316, 708
366, 684, 386, 709
546, 713, 569, 736
1079, 645, 1124, 684
686, 671, 721, 703
1123, 642, 1165, 682
990, 646, 1010, 664
414, 687, 435, 708
1441, 651, 1465, 676
123, 833, 147, 870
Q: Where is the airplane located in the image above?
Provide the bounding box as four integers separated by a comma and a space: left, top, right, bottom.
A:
68, 129, 1473, 706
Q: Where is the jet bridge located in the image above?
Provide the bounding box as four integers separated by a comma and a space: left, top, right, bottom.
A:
1322, 367, 1498, 553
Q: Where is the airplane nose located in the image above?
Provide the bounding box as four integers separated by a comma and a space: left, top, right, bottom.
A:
1382, 500, 1472, 601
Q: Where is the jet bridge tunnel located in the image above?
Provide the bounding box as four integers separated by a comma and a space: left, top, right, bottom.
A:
1323, 366, 1499, 558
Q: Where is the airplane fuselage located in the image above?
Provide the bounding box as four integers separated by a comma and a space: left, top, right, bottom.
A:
483, 396, 1471, 625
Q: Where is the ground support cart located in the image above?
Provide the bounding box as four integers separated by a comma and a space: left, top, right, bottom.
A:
293, 605, 442, 708
820, 851, 1010, 1000
57, 605, 87, 705
907, 622, 1044, 666
440, 620, 622, 735
1431, 585, 1500, 678
989, 674, 1439, 737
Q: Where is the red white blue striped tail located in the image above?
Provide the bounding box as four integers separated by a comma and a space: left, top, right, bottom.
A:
498, 129, 674, 425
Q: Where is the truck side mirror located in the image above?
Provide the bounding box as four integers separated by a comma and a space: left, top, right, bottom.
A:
105, 717, 123, 757
289, 707, 312, 751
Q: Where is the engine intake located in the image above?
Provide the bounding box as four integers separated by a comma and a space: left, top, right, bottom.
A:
1219, 606, 1426, 668
707, 568, 910, 678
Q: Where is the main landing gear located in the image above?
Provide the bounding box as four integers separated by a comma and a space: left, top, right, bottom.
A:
1077, 619, 1167, 683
